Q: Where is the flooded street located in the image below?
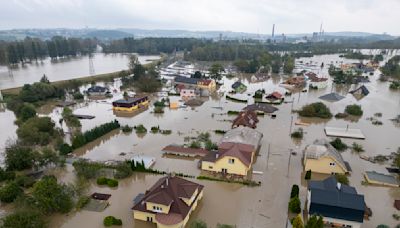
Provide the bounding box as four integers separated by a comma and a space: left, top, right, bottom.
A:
1, 53, 400, 227
0, 53, 160, 90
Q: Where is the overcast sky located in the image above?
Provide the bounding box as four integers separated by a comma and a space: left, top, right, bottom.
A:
1, 0, 399, 35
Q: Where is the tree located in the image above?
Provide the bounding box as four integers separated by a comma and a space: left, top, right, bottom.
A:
305, 215, 323, 228
18, 103, 36, 122
0, 181, 23, 203
292, 214, 304, 228
290, 185, 299, 198
283, 56, 295, 74
16, 116, 58, 146
393, 148, 400, 168
31, 175, 74, 214
39, 74, 50, 84
330, 138, 348, 151
216, 224, 234, 228
5, 144, 36, 171
298, 102, 332, 119
335, 174, 349, 185
345, 104, 363, 116
192, 71, 203, 79
209, 63, 224, 79
190, 220, 207, 228
133, 63, 146, 80
1, 210, 46, 228
289, 197, 301, 213
127, 54, 139, 72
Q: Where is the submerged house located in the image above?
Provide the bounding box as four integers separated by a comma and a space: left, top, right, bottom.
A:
231, 110, 259, 129
201, 127, 263, 176
307, 176, 366, 228
132, 176, 204, 228
87, 86, 109, 96
112, 96, 149, 112
231, 81, 247, 93
350, 85, 369, 100
201, 142, 255, 176
303, 139, 350, 174
305, 72, 328, 89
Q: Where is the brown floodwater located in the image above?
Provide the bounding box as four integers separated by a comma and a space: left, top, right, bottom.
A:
1, 53, 400, 227
0, 53, 160, 90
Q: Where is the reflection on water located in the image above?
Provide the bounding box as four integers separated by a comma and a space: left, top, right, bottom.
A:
0, 53, 160, 90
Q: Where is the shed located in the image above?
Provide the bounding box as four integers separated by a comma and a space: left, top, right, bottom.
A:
364, 171, 400, 187
319, 92, 345, 102
91, 193, 111, 201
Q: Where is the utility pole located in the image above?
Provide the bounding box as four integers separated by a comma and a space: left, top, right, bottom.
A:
266, 143, 271, 170
287, 149, 292, 178
89, 54, 95, 76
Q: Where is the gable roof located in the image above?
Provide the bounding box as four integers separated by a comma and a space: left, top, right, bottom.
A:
218, 142, 254, 167
350, 85, 369, 96
319, 92, 345, 102
198, 79, 213, 86
220, 126, 263, 149
132, 176, 204, 225
244, 103, 278, 114
266, 91, 283, 99
174, 76, 199, 85
304, 139, 349, 172
232, 110, 259, 129
308, 176, 365, 223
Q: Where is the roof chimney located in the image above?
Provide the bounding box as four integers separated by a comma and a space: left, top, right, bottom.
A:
336, 182, 341, 191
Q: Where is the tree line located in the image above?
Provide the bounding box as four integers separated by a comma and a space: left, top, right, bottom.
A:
0, 36, 98, 65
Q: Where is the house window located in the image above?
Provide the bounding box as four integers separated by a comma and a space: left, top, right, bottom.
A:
208, 166, 213, 169
146, 216, 153, 222
222, 168, 228, 173
329, 162, 335, 166
228, 158, 235, 164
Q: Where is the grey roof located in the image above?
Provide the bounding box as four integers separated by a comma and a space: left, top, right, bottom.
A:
87, 86, 107, 93
244, 103, 278, 113
309, 176, 356, 194
365, 171, 400, 186
174, 76, 199, 85
304, 139, 349, 172
220, 126, 263, 149
232, 81, 245, 89
309, 176, 365, 223
319, 92, 345, 102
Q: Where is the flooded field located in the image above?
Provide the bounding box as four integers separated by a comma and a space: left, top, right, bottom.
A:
0, 53, 160, 90
0, 53, 399, 227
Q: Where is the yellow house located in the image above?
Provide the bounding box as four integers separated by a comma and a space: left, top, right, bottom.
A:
197, 79, 216, 90
112, 96, 149, 111
132, 176, 204, 228
303, 139, 350, 175
201, 142, 255, 176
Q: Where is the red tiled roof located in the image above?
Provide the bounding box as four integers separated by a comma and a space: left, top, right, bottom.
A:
218, 142, 254, 167
162, 145, 209, 157
267, 91, 283, 99
132, 176, 204, 225
232, 110, 259, 129
198, 79, 213, 86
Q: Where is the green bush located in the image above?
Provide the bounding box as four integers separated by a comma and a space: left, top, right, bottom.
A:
73, 92, 84, 100
1, 210, 46, 228
107, 179, 119, 187
151, 126, 160, 133
14, 175, 36, 188
59, 143, 73, 155
335, 174, 349, 185
189, 141, 201, 149
291, 128, 304, 139
97, 177, 108, 185
103, 216, 122, 226
0, 169, 16, 182
305, 170, 312, 180
121, 125, 133, 133
345, 104, 363, 116
288, 197, 301, 213
330, 138, 348, 151
0, 181, 23, 203
72, 120, 120, 149
290, 184, 299, 198
134, 124, 147, 134
114, 163, 133, 179
352, 142, 364, 153
160, 130, 172, 135
154, 106, 164, 113
214, 130, 227, 134
298, 102, 332, 119
190, 220, 208, 228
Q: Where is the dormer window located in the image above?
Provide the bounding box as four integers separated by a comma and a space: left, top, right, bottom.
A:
228, 158, 235, 164
152, 206, 162, 212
